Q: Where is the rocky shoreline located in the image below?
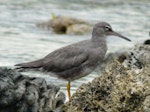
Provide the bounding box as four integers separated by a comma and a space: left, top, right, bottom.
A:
0, 40, 149, 112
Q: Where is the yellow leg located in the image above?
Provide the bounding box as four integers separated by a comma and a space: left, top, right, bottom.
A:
67, 81, 71, 101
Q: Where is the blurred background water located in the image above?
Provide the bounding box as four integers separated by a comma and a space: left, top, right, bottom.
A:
0, 0, 150, 97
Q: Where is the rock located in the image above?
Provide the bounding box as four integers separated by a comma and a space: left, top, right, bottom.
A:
67, 24, 92, 35
0, 68, 65, 112
63, 43, 150, 112
36, 15, 92, 35
144, 39, 150, 45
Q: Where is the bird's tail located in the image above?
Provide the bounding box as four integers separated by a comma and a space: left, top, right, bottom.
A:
15, 59, 43, 70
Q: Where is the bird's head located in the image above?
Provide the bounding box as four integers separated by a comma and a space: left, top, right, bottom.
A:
92, 22, 131, 41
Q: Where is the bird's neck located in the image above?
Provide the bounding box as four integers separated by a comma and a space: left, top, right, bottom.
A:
91, 35, 107, 49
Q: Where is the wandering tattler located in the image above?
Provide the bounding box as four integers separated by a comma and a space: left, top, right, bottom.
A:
15, 22, 131, 100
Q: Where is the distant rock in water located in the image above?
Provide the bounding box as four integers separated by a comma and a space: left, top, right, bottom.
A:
36, 15, 92, 35
63, 42, 150, 112
0, 68, 65, 112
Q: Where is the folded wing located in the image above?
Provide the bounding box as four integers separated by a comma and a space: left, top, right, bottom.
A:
42, 46, 89, 73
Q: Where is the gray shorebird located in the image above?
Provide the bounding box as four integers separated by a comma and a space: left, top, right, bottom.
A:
15, 22, 131, 100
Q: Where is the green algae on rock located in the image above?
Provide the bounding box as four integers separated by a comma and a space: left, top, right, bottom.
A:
63, 43, 150, 112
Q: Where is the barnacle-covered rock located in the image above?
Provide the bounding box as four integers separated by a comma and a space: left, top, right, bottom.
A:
36, 15, 92, 35
0, 68, 65, 112
63, 43, 150, 112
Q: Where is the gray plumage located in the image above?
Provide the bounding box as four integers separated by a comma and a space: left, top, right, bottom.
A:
15, 22, 131, 81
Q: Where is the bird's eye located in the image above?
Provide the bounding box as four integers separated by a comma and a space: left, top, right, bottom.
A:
105, 25, 111, 31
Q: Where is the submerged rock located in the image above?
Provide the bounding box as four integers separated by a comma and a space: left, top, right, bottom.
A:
36, 15, 92, 35
63, 43, 150, 112
0, 68, 65, 112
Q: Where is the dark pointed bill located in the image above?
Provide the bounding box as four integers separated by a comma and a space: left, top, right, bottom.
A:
111, 31, 131, 41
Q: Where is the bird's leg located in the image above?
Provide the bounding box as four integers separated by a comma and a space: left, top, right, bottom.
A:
67, 80, 71, 101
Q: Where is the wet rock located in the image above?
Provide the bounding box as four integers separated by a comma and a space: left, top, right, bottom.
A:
144, 39, 150, 45
36, 15, 92, 35
63, 43, 150, 112
0, 68, 65, 112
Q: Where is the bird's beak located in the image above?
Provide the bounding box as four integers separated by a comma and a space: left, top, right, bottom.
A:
110, 31, 131, 41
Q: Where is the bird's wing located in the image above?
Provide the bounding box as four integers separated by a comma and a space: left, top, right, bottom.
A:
42, 46, 89, 72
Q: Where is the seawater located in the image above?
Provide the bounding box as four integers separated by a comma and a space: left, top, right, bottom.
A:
0, 0, 149, 97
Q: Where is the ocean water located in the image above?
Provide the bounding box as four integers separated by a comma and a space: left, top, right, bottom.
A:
0, 0, 149, 97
